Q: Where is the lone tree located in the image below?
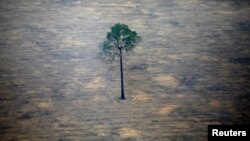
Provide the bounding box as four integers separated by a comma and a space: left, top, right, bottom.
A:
100, 23, 141, 100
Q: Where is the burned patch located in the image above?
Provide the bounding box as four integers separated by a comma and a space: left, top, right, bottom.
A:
19, 112, 33, 120
181, 75, 197, 86
129, 63, 148, 71
232, 57, 250, 64
169, 21, 182, 27
57, 0, 81, 6
238, 22, 250, 32
229, 0, 250, 8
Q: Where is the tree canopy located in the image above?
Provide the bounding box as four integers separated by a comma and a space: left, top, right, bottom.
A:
100, 23, 141, 61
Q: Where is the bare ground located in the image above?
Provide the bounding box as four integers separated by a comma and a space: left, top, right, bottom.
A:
0, 0, 250, 140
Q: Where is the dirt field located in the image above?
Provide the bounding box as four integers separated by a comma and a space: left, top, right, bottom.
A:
0, 0, 250, 140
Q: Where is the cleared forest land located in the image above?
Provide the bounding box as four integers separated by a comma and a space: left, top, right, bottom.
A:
0, 0, 250, 140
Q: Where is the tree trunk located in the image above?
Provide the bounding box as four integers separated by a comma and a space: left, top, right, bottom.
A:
119, 48, 125, 100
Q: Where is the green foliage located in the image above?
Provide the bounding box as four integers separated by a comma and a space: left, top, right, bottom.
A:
100, 23, 141, 61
